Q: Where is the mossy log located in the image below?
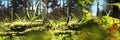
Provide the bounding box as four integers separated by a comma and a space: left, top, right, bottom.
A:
0, 27, 45, 36
0, 27, 75, 36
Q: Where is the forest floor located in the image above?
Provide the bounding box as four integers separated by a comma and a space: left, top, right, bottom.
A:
0, 15, 120, 40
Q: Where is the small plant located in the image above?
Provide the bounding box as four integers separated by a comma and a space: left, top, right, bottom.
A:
79, 10, 93, 24
101, 16, 119, 29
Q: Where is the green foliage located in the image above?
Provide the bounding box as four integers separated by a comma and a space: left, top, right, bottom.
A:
0, 23, 10, 31
78, 0, 93, 8
109, 2, 120, 9
79, 11, 93, 24
101, 16, 119, 28
48, 20, 58, 29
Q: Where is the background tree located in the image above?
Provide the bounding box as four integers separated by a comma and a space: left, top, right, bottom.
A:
11, 0, 27, 19
0, 0, 9, 20
109, 0, 120, 18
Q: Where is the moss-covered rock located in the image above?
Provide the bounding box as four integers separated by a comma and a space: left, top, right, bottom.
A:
70, 19, 110, 40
